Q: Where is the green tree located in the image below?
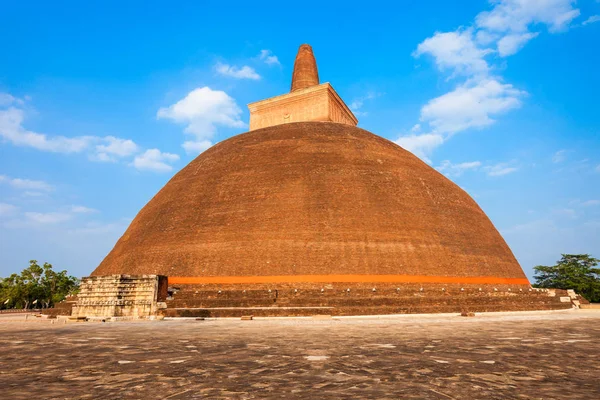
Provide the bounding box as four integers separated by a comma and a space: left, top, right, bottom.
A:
533, 254, 600, 302
0, 260, 79, 309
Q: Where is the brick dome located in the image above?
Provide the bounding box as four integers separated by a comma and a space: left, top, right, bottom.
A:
92, 122, 528, 286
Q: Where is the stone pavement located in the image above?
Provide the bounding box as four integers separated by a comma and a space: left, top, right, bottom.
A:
1, 310, 599, 399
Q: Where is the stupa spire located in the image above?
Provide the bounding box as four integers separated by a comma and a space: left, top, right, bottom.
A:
248, 44, 357, 130
291, 44, 319, 92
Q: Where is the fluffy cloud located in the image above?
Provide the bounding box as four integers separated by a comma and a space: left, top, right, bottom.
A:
436, 160, 482, 177
484, 161, 519, 176
0, 106, 93, 153
414, 29, 491, 76
182, 140, 212, 155
157, 87, 246, 154
582, 15, 600, 26
406, 0, 589, 162
349, 92, 381, 116
131, 149, 179, 172
582, 200, 600, 207
552, 208, 577, 219
93, 136, 138, 162
215, 63, 260, 80
0, 203, 18, 217
420, 79, 525, 134
71, 205, 99, 214
0, 93, 23, 107
476, 0, 580, 57
497, 32, 539, 56
395, 131, 445, 164
476, 0, 580, 34
259, 50, 281, 66
0, 175, 53, 191
24, 212, 72, 224
0, 94, 142, 163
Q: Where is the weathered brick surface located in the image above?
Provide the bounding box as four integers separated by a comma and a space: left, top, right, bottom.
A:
160, 284, 572, 317
93, 122, 526, 283
291, 44, 319, 92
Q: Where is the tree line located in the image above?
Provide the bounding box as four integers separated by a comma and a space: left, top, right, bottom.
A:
533, 254, 600, 303
0, 260, 80, 309
0, 254, 598, 309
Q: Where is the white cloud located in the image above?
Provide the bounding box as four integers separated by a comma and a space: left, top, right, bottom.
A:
24, 212, 72, 224
552, 208, 577, 219
259, 50, 281, 66
1, 97, 140, 163
395, 132, 445, 164
436, 160, 482, 177
582, 200, 600, 207
71, 205, 99, 214
407, 0, 588, 162
497, 32, 539, 56
349, 92, 381, 116
595, 164, 600, 173
475, 30, 499, 45
582, 15, 600, 26
484, 161, 519, 176
22, 191, 47, 198
157, 87, 246, 154
552, 149, 567, 163
182, 140, 212, 155
215, 63, 261, 80
93, 136, 138, 162
131, 149, 179, 172
0, 203, 18, 217
0, 175, 53, 191
476, 0, 580, 34
10, 178, 53, 191
0, 93, 23, 107
420, 78, 525, 134
414, 29, 491, 77
0, 107, 93, 153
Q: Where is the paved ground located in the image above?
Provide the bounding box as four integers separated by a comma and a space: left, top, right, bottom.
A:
1, 310, 599, 399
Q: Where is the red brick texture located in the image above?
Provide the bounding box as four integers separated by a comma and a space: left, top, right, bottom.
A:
93, 121, 527, 286
291, 44, 319, 92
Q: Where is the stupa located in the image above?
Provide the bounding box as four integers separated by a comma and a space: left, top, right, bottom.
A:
76, 44, 575, 318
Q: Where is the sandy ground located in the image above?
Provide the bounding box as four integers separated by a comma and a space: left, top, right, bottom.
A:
1, 309, 599, 399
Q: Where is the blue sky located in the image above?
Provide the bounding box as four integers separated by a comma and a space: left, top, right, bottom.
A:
1, 0, 599, 279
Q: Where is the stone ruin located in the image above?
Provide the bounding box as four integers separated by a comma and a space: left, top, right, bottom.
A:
71, 275, 167, 319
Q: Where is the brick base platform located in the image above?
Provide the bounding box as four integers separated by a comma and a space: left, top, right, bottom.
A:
160, 283, 576, 318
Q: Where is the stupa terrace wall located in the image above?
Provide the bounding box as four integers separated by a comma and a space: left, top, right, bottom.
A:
160, 283, 576, 318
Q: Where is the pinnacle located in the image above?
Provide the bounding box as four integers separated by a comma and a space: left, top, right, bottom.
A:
291, 44, 319, 92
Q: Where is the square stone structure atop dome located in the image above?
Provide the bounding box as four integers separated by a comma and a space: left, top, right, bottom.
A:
248, 44, 358, 131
